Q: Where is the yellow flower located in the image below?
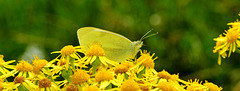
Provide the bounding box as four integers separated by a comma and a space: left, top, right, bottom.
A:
137, 50, 157, 68
186, 79, 207, 91
157, 69, 171, 79
71, 69, 90, 85
120, 78, 140, 91
139, 84, 150, 91
113, 61, 134, 87
204, 81, 222, 91
95, 69, 114, 82
1, 60, 34, 79
84, 85, 100, 91
14, 76, 38, 90
32, 55, 49, 75
82, 42, 118, 67
16, 60, 33, 72
115, 61, 133, 74
94, 68, 117, 90
130, 50, 158, 78
0, 76, 38, 90
38, 78, 60, 91
115, 64, 129, 74
213, 35, 227, 65
158, 79, 184, 91
158, 80, 176, 91
86, 42, 105, 56
228, 19, 240, 30
213, 28, 240, 65
51, 45, 83, 59
65, 84, 79, 91
50, 45, 84, 74
0, 55, 16, 75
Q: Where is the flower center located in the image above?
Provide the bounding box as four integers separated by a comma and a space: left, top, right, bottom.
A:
121, 79, 140, 91
86, 42, 105, 56
16, 60, 33, 72
158, 80, 176, 91
95, 69, 113, 82
39, 78, 51, 88
157, 69, 171, 79
115, 65, 129, 74
33, 59, 48, 74
140, 85, 150, 91
71, 69, 90, 85
14, 76, 25, 84
226, 30, 239, 43
137, 50, 156, 68
61, 45, 76, 56
66, 84, 79, 91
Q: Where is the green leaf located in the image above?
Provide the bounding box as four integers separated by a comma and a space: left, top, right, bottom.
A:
138, 67, 146, 78
235, 48, 240, 54
69, 57, 75, 71
18, 84, 29, 91
61, 67, 73, 82
105, 83, 112, 90
92, 57, 101, 74
124, 73, 129, 80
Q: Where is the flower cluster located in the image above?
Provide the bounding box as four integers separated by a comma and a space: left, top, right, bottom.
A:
0, 42, 222, 91
213, 13, 240, 65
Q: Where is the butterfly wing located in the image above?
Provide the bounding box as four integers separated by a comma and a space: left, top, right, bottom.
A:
77, 27, 135, 62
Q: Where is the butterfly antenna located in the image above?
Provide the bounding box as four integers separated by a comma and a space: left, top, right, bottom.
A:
141, 32, 158, 40
140, 28, 153, 41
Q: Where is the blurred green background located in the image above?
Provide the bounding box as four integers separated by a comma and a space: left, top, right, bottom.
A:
1, 0, 240, 90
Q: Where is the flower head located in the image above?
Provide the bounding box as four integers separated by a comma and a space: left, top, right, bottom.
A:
213, 35, 228, 65
0, 55, 16, 75
50, 45, 83, 74
186, 79, 206, 91
95, 69, 114, 82
114, 61, 132, 74
137, 50, 157, 68
213, 15, 240, 65
14, 76, 25, 84
204, 81, 222, 91
0, 55, 4, 63
121, 78, 140, 91
71, 69, 90, 85
12, 76, 37, 90
213, 29, 240, 65
82, 42, 118, 68
39, 78, 51, 88
139, 84, 150, 91
66, 84, 79, 91
16, 60, 33, 72
37, 78, 60, 91
61, 45, 76, 56
86, 42, 105, 56
51, 45, 82, 59
158, 79, 179, 91
157, 69, 171, 79
84, 85, 100, 91
32, 56, 48, 74
115, 64, 129, 74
